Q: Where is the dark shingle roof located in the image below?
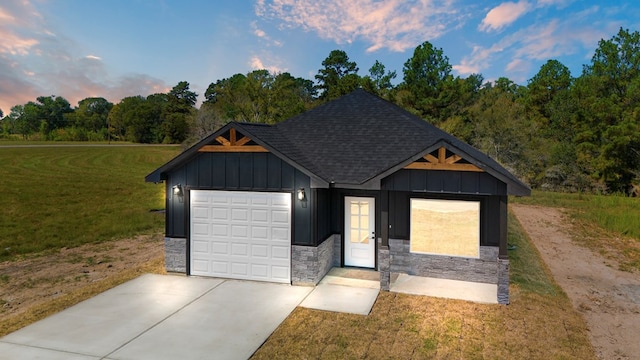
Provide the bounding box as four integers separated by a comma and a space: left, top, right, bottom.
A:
146, 89, 530, 195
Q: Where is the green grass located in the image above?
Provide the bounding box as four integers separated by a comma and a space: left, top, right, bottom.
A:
512, 190, 640, 240
507, 212, 563, 295
0, 144, 181, 261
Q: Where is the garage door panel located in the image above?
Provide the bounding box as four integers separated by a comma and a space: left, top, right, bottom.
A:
231, 243, 249, 256
271, 266, 289, 281
192, 223, 209, 236
251, 264, 268, 277
251, 195, 269, 206
192, 260, 209, 273
271, 246, 289, 259
251, 244, 268, 258
192, 206, 209, 220
231, 225, 248, 238
251, 226, 268, 239
211, 241, 228, 255
271, 210, 289, 224
192, 239, 209, 253
251, 209, 268, 222
231, 208, 249, 221
212, 207, 228, 221
212, 261, 228, 274
231, 196, 249, 205
271, 227, 290, 241
212, 224, 228, 236
231, 262, 249, 276
190, 190, 291, 283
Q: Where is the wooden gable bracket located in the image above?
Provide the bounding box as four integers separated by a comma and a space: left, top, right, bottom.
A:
198, 128, 268, 153
404, 146, 483, 172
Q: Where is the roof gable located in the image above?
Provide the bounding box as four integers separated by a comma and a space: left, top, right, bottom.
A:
146, 89, 530, 196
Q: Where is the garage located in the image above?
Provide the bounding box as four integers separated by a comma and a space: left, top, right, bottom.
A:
190, 190, 292, 283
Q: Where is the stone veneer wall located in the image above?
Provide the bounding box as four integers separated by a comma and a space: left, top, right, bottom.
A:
389, 238, 499, 283
165, 237, 186, 273
497, 258, 510, 304
291, 234, 341, 285
378, 238, 391, 291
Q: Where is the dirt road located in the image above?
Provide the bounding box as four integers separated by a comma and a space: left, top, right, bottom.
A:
512, 204, 640, 360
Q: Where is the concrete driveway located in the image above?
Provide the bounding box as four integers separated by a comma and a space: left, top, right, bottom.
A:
0, 274, 313, 360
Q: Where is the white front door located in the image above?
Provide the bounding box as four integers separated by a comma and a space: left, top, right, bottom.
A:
344, 196, 375, 268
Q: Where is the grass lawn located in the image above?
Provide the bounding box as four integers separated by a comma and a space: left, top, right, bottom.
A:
251, 211, 596, 359
0, 144, 181, 261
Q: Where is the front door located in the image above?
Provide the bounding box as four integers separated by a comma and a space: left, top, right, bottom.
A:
344, 196, 375, 268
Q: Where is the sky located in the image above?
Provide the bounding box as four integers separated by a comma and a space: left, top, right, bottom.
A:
1, 0, 639, 113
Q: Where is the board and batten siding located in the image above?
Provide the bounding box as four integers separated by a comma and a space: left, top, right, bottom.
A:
381, 169, 507, 248
382, 169, 507, 195
164, 152, 313, 246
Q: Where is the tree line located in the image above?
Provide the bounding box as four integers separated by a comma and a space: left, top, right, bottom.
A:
1, 28, 639, 195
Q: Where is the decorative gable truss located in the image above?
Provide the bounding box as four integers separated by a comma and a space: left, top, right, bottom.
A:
198, 128, 268, 153
405, 146, 483, 172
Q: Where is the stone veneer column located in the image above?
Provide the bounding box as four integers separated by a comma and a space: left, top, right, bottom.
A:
164, 237, 186, 273
497, 258, 510, 304
379, 243, 390, 291
291, 235, 337, 285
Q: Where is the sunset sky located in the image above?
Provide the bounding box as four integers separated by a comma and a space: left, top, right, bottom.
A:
1, 0, 638, 113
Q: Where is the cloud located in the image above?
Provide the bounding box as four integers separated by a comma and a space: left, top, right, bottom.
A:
256, 0, 462, 53
455, 6, 607, 80
0, 1, 41, 56
479, 1, 531, 32
0, 0, 169, 112
249, 56, 285, 74
251, 21, 282, 47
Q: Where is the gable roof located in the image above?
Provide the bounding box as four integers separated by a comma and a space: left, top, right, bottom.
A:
146, 89, 530, 196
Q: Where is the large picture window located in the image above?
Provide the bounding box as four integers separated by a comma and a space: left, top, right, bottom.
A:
410, 199, 480, 258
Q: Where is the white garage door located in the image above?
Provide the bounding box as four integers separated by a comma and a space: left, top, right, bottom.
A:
190, 190, 292, 283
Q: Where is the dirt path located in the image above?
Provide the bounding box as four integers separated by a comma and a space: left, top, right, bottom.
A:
511, 204, 640, 360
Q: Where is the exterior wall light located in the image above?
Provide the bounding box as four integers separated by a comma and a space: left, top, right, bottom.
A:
172, 184, 183, 197
297, 188, 306, 201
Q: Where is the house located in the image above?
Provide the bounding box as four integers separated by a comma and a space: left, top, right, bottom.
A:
145, 89, 530, 304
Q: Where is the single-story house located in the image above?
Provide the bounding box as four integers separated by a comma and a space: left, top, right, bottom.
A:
146, 89, 530, 304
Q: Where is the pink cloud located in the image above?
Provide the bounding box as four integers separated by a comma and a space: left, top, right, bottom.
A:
256, 0, 461, 53
0, 0, 169, 112
479, 1, 531, 32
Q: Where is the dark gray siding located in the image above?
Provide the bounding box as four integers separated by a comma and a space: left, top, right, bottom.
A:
165, 152, 312, 245
382, 169, 507, 195
314, 188, 332, 246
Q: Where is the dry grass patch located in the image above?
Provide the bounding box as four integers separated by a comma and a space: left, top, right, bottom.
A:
252, 289, 593, 359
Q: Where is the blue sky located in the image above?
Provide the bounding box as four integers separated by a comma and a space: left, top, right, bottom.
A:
1, 0, 639, 113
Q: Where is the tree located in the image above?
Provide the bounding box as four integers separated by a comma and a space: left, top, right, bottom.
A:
34, 95, 73, 134
400, 41, 456, 123
203, 71, 315, 125
66, 97, 113, 134
315, 50, 360, 100
160, 81, 197, 143
108, 95, 164, 143
361, 60, 396, 98
574, 28, 640, 192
